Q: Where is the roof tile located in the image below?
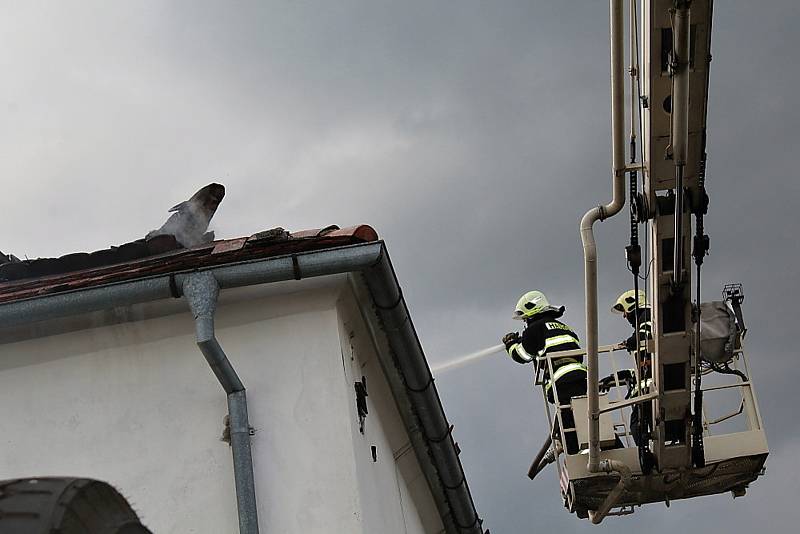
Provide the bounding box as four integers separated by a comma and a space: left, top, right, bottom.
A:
0, 225, 379, 304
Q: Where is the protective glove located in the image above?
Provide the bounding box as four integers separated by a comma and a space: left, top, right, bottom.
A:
599, 370, 635, 392
623, 335, 637, 352
502, 332, 520, 351
598, 375, 617, 393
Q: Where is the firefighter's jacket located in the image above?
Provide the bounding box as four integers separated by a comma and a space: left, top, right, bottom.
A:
506, 312, 586, 397
624, 307, 654, 396
624, 307, 653, 354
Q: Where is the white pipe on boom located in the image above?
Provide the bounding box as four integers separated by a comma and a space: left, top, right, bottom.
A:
588, 459, 633, 524
671, 4, 691, 166
581, 0, 627, 475
671, 2, 691, 284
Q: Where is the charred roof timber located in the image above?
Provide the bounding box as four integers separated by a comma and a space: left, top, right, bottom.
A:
0, 251, 20, 264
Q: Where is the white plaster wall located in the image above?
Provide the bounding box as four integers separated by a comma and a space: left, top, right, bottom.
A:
0, 276, 446, 534
0, 279, 360, 533
337, 290, 444, 534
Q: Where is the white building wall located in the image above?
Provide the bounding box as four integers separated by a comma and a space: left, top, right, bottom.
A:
336, 289, 444, 534
0, 276, 445, 534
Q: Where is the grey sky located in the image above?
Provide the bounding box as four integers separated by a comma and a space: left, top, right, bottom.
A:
2, 1, 798, 532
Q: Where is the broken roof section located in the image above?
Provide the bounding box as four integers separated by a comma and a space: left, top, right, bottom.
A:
0, 225, 377, 304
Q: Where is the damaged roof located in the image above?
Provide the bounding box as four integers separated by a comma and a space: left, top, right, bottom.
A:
0, 225, 378, 304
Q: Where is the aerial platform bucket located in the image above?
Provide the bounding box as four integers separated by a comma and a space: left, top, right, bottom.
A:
535, 343, 767, 520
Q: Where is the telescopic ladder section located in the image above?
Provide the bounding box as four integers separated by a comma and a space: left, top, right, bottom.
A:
642, 0, 713, 471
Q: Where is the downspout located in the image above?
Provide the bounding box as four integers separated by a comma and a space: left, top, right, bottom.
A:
182, 271, 259, 534
582, 0, 626, 474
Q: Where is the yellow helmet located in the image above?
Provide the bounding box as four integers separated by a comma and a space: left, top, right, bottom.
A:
513, 290, 560, 320
612, 289, 648, 314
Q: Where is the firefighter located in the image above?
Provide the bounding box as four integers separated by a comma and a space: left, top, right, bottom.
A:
502, 290, 586, 454
601, 289, 653, 448
612, 289, 653, 354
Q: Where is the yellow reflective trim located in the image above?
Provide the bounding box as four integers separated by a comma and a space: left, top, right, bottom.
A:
517, 344, 535, 361
508, 342, 533, 363
545, 362, 587, 391
552, 357, 579, 367
544, 335, 578, 349
552, 362, 587, 381
633, 378, 654, 395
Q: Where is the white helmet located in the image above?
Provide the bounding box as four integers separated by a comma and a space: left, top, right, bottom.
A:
611, 289, 648, 315
513, 290, 561, 320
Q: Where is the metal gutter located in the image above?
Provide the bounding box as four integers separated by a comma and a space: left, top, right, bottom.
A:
357, 246, 484, 534
0, 241, 483, 534
0, 244, 379, 329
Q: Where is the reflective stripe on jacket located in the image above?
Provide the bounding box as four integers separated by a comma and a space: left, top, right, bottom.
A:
544, 362, 588, 394
507, 342, 535, 364
540, 334, 580, 355
625, 308, 653, 353
505, 312, 586, 392
631, 320, 652, 351
632, 376, 654, 396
